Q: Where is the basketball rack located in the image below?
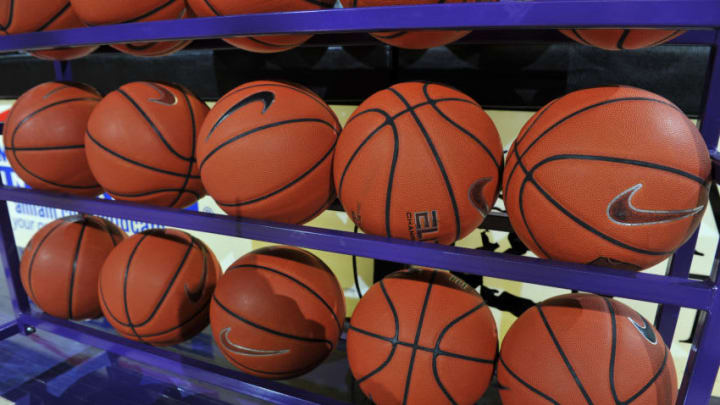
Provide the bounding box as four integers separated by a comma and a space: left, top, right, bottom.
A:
0, 1, 719, 403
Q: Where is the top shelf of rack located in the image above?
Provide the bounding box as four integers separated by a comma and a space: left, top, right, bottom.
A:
0, 0, 718, 53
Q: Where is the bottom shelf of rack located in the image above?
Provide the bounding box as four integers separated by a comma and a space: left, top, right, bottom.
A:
0, 187, 713, 310
18, 313, 347, 405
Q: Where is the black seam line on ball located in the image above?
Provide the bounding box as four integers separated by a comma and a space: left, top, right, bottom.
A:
86, 130, 201, 178
374, 31, 408, 39
10, 97, 100, 142
227, 264, 343, 334
128, 294, 212, 339
123, 234, 150, 342
646, 30, 683, 48
297, 193, 335, 225
224, 353, 320, 377
537, 304, 594, 405
516, 156, 554, 259
519, 97, 680, 163
386, 110, 400, 238
117, 88, 193, 162
421, 82, 501, 170
168, 89, 198, 208
354, 280, 400, 385
199, 118, 336, 170
123, 42, 157, 51
106, 188, 202, 199
119, 0, 179, 24
433, 302, 488, 405
219, 83, 334, 120
212, 296, 334, 349
499, 355, 561, 404
402, 270, 436, 405
202, 0, 221, 15
213, 140, 335, 208
569, 29, 594, 47
67, 221, 88, 319
517, 155, 678, 256
246, 36, 296, 48
344, 97, 476, 128
132, 238, 195, 328
26, 220, 66, 305
503, 97, 560, 201
616, 30, 631, 50
35, 2, 70, 32
604, 298, 669, 405
349, 325, 494, 363
5, 145, 85, 151
389, 87, 462, 242
0, 0, 14, 32
97, 217, 121, 247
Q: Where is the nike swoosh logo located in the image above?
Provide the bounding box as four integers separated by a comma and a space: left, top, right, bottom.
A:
205, 91, 275, 141
628, 316, 657, 345
469, 177, 493, 216
607, 183, 704, 226
146, 82, 177, 106
219, 327, 290, 357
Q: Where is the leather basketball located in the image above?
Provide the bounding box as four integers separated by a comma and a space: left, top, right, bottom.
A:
4, 81, 102, 196
20, 215, 125, 320
210, 246, 345, 379
339, 0, 492, 49
70, 0, 191, 56
334, 81, 503, 244
347, 268, 497, 405
498, 293, 677, 404
503, 86, 711, 270
99, 229, 221, 345
85, 81, 208, 208
560, 29, 685, 50
187, 0, 333, 53
0, 0, 98, 60
197, 81, 340, 224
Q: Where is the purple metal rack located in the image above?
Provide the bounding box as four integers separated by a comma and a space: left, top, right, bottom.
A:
0, 1, 719, 403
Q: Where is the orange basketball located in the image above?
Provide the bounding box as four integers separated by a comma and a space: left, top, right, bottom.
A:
69, 0, 191, 56
4, 81, 102, 196
0, 0, 98, 60
85, 81, 208, 208
560, 29, 685, 50
503, 86, 711, 270
498, 293, 677, 404
20, 215, 125, 320
197, 81, 340, 224
347, 268, 497, 405
99, 229, 221, 345
210, 246, 345, 379
334, 81, 502, 245
339, 0, 492, 49
187, 0, 333, 53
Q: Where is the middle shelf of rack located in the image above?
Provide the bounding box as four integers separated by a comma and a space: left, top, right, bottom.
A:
0, 186, 713, 310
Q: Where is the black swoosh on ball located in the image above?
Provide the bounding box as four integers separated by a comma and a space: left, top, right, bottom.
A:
205, 91, 275, 141
607, 183, 704, 226
628, 316, 657, 345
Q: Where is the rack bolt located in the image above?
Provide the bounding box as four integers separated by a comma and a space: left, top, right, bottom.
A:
24, 326, 35, 335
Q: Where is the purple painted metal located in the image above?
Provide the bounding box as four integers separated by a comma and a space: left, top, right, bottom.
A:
53, 61, 72, 81
0, 320, 19, 340
0, 200, 29, 319
0, 186, 713, 310
18, 313, 348, 405
0, 2, 718, 52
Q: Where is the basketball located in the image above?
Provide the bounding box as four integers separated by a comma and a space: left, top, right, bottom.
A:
0, 0, 98, 60
334, 81, 502, 245
210, 246, 345, 379
19, 215, 125, 320
187, 0, 333, 53
4, 81, 102, 196
69, 0, 191, 56
99, 229, 221, 345
85, 81, 208, 208
197, 81, 340, 224
560, 29, 685, 50
498, 293, 677, 404
339, 0, 491, 49
347, 268, 497, 405
503, 86, 711, 270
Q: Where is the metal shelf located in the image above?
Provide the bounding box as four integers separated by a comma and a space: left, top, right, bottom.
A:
0, 186, 712, 310
0, 1, 718, 53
